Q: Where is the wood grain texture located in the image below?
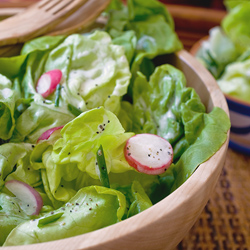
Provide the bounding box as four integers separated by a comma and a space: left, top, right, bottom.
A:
0, 0, 90, 46
176, 148, 250, 249
0, 0, 110, 56
187, 32, 250, 250
0, 50, 229, 250
0, 3, 226, 51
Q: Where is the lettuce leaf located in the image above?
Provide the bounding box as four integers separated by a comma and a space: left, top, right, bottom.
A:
130, 64, 230, 192
0, 75, 17, 140
0, 31, 131, 143
30, 107, 134, 204
105, 0, 182, 95
217, 59, 250, 102
0, 193, 30, 246
222, 2, 250, 52
223, 0, 248, 11
171, 107, 230, 190
44, 31, 131, 115
0, 143, 39, 189
11, 101, 74, 143
196, 27, 239, 79
3, 186, 126, 246
132, 64, 205, 147
127, 181, 152, 218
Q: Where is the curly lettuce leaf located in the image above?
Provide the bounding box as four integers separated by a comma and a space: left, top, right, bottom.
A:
132, 64, 205, 147
171, 107, 230, 191
3, 186, 126, 246
30, 107, 134, 204
131, 64, 230, 192
41, 31, 131, 115
105, 0, 182, 95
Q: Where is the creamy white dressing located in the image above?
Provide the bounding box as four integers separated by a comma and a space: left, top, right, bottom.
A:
1, 88, 13, 99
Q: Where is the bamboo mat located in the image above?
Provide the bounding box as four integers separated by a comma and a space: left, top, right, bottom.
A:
175, 148, 250, 249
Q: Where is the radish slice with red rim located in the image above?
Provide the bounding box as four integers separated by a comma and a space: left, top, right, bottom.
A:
124, 133, 173, 175
37, 126, 64, 143
36, 69, 62, 98
5, 180, 43, 216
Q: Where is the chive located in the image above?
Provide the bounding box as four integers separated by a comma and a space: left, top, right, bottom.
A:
54, 84, 61, 107
67, 104, 82, 117
96, 145, 110, 188
37, 212, 64, 228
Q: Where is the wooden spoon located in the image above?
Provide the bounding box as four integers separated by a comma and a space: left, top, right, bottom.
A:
0, 0, 90, 46
0, 0, 111, 57
48, 0, 111, 36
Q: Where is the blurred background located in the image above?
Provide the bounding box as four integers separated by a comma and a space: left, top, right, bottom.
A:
0, 0, 227, 50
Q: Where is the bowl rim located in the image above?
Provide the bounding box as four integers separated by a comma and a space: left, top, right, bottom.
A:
225, 93, 250, 108
2, 50, 229, 250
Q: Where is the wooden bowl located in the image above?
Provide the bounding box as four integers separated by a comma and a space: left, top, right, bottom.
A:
190, 38, 250, 155
2, 50, 229, 250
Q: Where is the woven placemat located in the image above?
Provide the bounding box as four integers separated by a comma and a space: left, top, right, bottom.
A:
175, 148, 250, 249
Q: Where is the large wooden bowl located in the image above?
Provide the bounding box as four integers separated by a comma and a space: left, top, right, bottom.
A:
2, 50, 229, 250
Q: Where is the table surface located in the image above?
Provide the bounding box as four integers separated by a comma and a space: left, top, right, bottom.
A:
0, 2, 249, 249
175, 148, 250, 249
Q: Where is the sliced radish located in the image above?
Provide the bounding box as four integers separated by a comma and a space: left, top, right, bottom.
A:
36, 69, 62, 98
124, 133, 173, 175
5, 180, 43, 216
37, 125, 64, 143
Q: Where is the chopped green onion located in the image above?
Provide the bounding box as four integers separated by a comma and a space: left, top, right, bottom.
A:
38, 212, 64, 228
67, 104, 82, 117
96, 145, 110, 188
54, 84, 61, 107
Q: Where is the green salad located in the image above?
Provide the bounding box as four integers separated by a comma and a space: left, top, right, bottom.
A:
0, 0, 230, 246
196, 0, 250, 103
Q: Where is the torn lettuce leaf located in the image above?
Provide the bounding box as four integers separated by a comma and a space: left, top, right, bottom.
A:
3, 186, 126, 246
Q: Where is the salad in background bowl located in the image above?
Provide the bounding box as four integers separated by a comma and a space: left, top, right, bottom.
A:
193, 1, 250, 155
0, 0, 230, 248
